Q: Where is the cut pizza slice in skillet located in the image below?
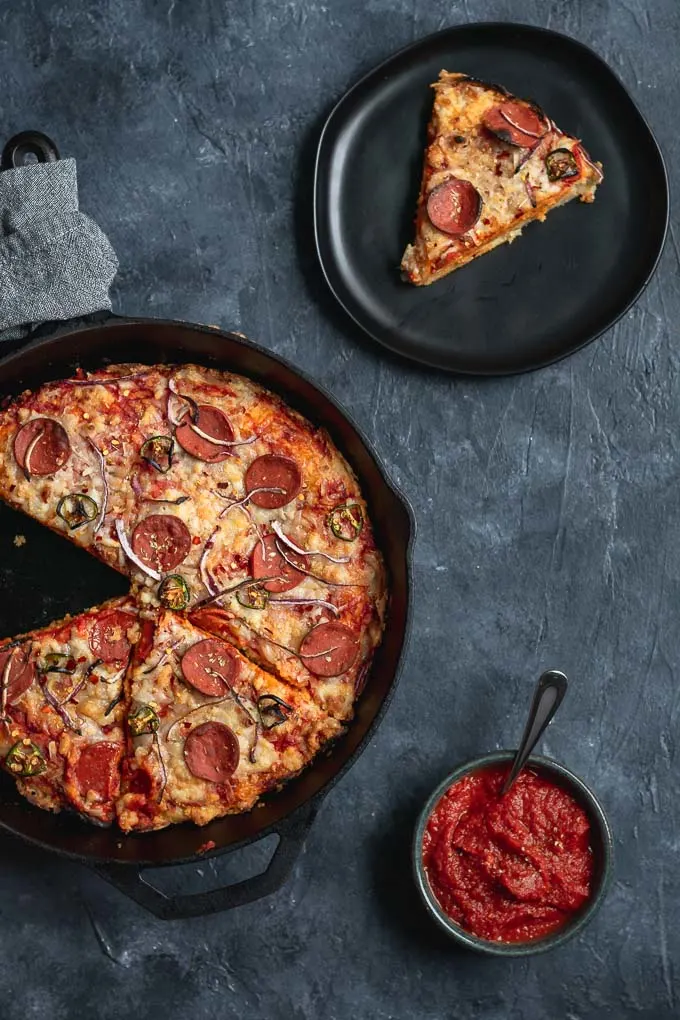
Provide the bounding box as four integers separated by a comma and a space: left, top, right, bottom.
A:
0, 597, 139, 825
117, 610, 343, 832
401, 71, 604, 285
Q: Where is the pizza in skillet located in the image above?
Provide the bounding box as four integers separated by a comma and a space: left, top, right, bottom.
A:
0, 597, 138, 825
0, 363, 387, 831
401, 72, 603, 286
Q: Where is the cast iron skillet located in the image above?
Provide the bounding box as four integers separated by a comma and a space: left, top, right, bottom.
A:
314, 22, 669, 373
0, 314, 414, 919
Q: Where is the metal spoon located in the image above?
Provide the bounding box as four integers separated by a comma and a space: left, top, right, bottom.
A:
500, 669, 568, 796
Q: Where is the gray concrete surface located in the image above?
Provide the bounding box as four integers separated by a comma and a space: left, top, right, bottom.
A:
0, 1, 677, 1017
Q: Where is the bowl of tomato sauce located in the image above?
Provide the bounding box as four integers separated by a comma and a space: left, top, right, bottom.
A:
413, 751, 613, 956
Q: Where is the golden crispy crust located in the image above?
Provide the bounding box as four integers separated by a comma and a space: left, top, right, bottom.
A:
401, 71, 603, 285
0, 363, 387, 830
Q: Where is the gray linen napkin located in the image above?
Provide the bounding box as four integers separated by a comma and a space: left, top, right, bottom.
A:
0, 158, 118, 341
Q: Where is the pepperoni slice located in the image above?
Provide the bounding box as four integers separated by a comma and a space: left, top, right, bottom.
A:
175, 405, 235, 463
250, 533, 305, 593
181, 638, 239, 696
184, 721, 240, 782
89, 610, 132, 663
136, 619, 156, 664
298, 622, 360, 677
245, 455, 302, 509
131, 514, 192, 573
75, 741, 121, 801
0, 645, 35, 704
483, 101, 547, 148
14, 418, 71, 476
426, 178, 482, 236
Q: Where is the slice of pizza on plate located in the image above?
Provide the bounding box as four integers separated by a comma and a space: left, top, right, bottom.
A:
0, 597, 139, 824
117, 610, 343, 832
401, 71, 604, 285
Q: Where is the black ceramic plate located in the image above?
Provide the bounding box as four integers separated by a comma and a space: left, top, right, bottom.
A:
314, 23, 669, 374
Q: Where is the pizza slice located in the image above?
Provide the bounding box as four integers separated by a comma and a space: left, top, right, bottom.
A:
0, 597, 139, 824
117, 610, 343, 832
401, 71, 603, 285
189, 473, 385, 722
122, 363, 384, 623
190, 587, 379, 725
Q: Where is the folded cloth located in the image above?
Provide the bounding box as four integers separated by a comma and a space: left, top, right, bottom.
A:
0, 158, 118, 341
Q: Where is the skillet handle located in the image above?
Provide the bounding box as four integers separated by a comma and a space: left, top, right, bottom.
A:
90, 802, 318, 920
1, 130, 60, 169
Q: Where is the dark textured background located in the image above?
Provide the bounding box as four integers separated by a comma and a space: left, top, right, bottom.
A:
0, 0, 677, 1017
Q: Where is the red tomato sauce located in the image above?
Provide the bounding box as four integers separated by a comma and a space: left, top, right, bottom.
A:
422, 764, 593, 943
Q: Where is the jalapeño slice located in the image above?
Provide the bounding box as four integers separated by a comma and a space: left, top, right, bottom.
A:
158, 574, 190, 610
327, 503, 363, 541
56, 494, 98, 530
128, 704, 160, 737
141, 435, 174, 473
5, 740, 46, 777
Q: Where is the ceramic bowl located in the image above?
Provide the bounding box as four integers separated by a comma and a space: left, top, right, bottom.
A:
412, 750, 613, 956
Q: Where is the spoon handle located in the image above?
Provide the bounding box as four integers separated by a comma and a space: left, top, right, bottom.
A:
501, 670, 568, 795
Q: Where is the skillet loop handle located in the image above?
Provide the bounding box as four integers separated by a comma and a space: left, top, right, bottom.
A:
91, 802, 318, 920
1, 131, 60, 170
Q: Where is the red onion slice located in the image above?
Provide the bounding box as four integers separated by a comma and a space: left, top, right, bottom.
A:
199, 526, 220, 596
269, 597, 339, 616
274, 540, 360, 588
167, 379, 200, 427
193, 575, 281, 610
500, 107, 544, 140
217, 488, 284, 519
213, 493, 265, 555
167, 396, 188, 428
86, 438, 108, 534
166, 685, 257, 743
153, 731, 168, 803
40, 677, 81, 732
87, 660, 128, 687
166, 694, 233, 742
514, 130, 554, 176
58, 674, 88, 704
251, 516, 267, 557
272, 522, 350, 564
299, 645, 340, 660
249, 719, 263, 764
0, 648, 15, 718
188, 422, 257, 448
114, 518, 161, 581
132, 472, 189, 505
142, 640, 181, 676
193, 574, 288, 611
22, 428, 44, 481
